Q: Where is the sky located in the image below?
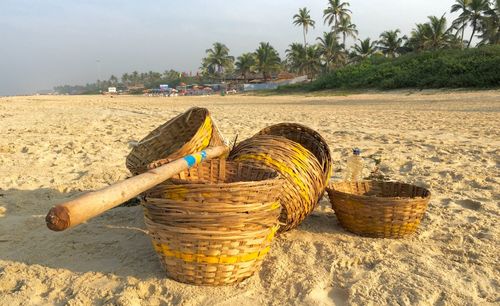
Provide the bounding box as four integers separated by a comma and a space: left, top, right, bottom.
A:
0, 0, 459, 96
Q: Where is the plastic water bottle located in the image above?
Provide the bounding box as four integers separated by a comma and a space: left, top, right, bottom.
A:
345, 148, 363, 182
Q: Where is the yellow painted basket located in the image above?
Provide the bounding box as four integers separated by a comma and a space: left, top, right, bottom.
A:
326, 181, 431, 238
229, 135, 325, 232
126, 107, 225, 175
256, 123, 332, 184
143, 159, 284, 285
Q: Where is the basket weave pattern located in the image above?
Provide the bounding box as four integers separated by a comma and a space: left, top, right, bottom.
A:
126, 107, 224, 175
326, 181, 431, 238
146, 219, 278, 285
256, 123, 333, 183
229, 135, 325, 231
143, 160, 283, 285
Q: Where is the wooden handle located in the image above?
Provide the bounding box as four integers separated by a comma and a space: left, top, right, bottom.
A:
46, 146, 229, 231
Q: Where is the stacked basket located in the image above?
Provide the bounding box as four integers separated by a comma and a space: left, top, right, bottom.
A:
143, 159, 284, 285
127, 108, 284, 285
230, 123, 332, 231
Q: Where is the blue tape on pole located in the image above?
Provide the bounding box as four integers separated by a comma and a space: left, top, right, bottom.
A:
201, 150, 207, 160
184, 155, 196, 168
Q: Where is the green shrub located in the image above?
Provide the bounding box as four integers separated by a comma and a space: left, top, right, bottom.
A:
309, 45, 500, 90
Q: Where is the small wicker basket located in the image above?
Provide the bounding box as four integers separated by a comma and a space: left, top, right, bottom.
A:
229, 135, 325, 232
126, 107, 225, 175
143, 159, 283, 285
326, 181, 431, 238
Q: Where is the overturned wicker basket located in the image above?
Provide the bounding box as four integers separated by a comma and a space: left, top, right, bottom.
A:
126, 107, 225, 175
143, 159, 284, 285
229, 135, 325, 232
256, 123, 332, 183
326, 181, 431, 238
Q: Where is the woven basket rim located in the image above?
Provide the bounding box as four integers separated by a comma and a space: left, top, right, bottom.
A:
258, 122, 328, 140
327, 180, 431, 201
163, 177, 284, 189
126, 107, 223, 175
162, 160, 284, 188
256, 122, 332, 165
144, 199, 278, 206
144, 216, 275, 236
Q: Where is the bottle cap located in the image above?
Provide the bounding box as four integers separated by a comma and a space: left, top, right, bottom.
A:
353, 148, 361, 156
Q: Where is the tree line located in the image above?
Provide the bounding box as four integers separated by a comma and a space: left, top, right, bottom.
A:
201, 0, 499, 81
55, 0, 499, 94
54, 70, 205, 95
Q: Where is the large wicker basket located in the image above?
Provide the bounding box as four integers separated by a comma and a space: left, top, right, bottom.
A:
229, 135, 325, 232
126, 107, 225, 175
256, 123, 332, 183
143, 159, 284, 285
326, 181, 431, 238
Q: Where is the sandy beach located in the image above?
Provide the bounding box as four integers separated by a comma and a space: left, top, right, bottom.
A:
0, 91, 499, 305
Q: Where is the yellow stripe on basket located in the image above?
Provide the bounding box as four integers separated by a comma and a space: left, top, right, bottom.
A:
198, 116, 212, 149
266, 225, 279, 242
165, 186, 188, 201
152, 225, 279, 264
183, 115, 212, 154
153, 243, 271, 264
270, 202, 282, 210
233, 153, 312, 205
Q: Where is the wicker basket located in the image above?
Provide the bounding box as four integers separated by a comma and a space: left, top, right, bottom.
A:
126, 107, 225, 175
229, 135, 325, 232
326, 181, 431, 238
256, 123, 332, 183
143, 159, 284, 285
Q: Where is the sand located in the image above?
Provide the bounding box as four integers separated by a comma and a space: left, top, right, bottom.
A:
0, 91, 498, 305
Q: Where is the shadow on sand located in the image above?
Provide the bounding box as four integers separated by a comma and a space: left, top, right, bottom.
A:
0, 187, 163, 279
0, 189, 354, 280
293, 198, 350, 236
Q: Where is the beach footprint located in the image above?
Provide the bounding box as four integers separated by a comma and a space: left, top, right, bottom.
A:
305, 285, 348, 306
456, 199, 482, 211
399, 161, 413, 173
440, 198, 452, 206
328, 287, 349, 306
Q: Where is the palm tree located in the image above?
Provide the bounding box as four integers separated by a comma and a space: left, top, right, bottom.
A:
235, 53, 255, 83
451, 0, 471, 43
202, 42, 235, 80
323, 0, 352, 30
131, 71, 139, 85
352, 38, 378, 60
378, 29, 404, 57
109, 75, 118, 86
408, 23, 429, 51
424, 15, 457, 49
286, 43, 307, 75
478, 0, 500, 45
337, 16, 358, 46
464, 0, 491, 47
200, 61, 216, 78
303, 45, 323, 79
293, 7, 316, 47
409, 16, 457, 50
254, 42, 281, 81
316, 32, 346, 71
163, 69, 179, 82
121, 73, 129, 86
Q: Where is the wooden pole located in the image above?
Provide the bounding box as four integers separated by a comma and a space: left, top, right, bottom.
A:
46, 145, 228, 231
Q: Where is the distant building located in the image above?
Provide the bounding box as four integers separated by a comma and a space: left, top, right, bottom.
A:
108, 87, 117, 93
